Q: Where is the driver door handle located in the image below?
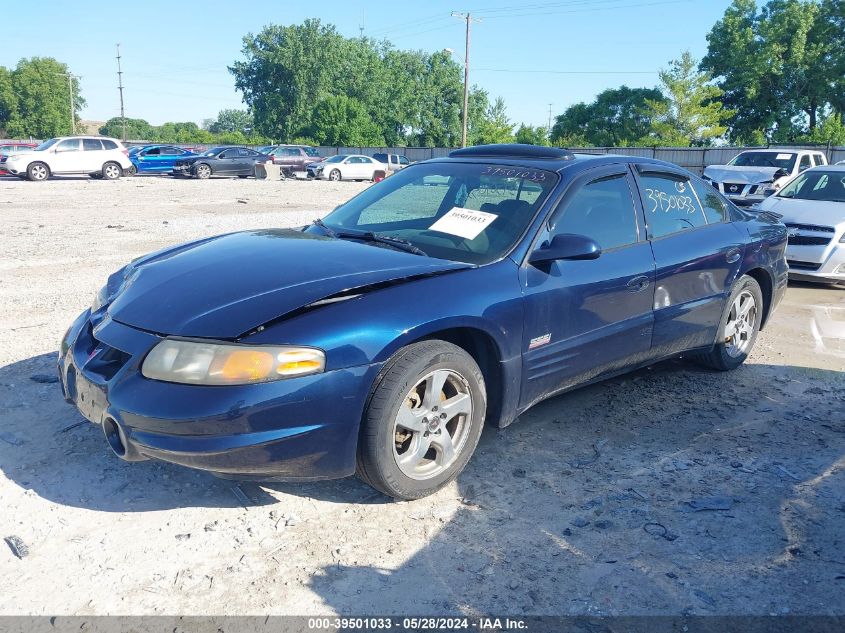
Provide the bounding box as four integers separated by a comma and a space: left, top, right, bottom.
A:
626, 275, 650, 292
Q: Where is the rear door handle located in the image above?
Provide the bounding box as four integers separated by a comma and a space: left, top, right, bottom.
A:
626, 275, 650, 292
726, 248, 741, 264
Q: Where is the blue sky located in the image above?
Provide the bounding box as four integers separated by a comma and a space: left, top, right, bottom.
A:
5, 0, 735, 128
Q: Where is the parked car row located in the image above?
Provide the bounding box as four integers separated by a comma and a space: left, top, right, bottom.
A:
0, 136, 415, 182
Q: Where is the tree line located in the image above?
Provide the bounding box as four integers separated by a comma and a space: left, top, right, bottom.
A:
1, 0, 843, 147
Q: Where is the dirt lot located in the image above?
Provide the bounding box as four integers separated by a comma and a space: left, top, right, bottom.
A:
1, 175, 844, 616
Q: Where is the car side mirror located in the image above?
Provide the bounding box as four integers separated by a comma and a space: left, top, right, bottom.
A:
529, 233, 601, 265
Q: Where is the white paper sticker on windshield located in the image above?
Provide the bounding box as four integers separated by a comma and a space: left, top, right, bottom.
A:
429, 207, 497, 240
776, 153, 792, 160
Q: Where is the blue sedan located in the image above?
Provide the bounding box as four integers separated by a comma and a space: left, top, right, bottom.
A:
58, 144, 788, 500
129, 145, 196, 174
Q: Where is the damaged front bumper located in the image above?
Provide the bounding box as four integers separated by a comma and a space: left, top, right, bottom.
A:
57, 309, 378, 480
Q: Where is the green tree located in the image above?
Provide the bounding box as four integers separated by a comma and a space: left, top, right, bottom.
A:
308, 95, 384, 146
99, 117, 154, 140
550, 86, 665, 146
702, 0, 838, 142
473, 97, 515, 145
206, 109, 254, 134
514, 124, 550, 146
230, 19, 466, 147
5, 57, 84, 138
643, 52, 731, 147
0, 66, 18, 135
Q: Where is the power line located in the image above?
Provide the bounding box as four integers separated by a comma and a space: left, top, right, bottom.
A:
474, 68, 658, 74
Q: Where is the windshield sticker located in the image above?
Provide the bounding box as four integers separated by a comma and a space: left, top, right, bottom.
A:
776, 153, 792, 160
481, 166, 547, 182
429, 207, 498, 240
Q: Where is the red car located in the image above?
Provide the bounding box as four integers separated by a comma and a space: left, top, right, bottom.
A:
0, 143, 37, 175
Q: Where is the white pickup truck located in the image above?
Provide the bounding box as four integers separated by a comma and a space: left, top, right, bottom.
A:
703, 148, 828, 206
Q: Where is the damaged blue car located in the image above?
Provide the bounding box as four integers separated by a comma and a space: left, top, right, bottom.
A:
59, 144, 788, 500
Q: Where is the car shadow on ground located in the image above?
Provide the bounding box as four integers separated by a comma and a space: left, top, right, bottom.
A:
302, 359, 845, 615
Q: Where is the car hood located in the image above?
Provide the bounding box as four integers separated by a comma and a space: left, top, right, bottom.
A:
704, 165, 783, 184
108, 229, 469, 339
757, 197, 845, 228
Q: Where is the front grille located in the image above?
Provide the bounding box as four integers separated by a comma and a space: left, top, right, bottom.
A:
785, 223, 835, 233
787, 260, 822, 271
788, 235, 832, 246
723, 183, 746, 194
84, 337, 131, 380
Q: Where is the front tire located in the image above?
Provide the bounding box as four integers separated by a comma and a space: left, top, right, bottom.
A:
357, 340, 486, 500
195, 163, 212, 179
27, 162, 49, 182
102, 162, 122, 180
329, 169, 341, 182
698, 275, 763, 371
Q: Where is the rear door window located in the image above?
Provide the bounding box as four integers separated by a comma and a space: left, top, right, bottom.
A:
638, 172, 708, 238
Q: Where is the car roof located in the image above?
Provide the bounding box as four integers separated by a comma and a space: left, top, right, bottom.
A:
807, 164, 845, 172
424, 144, 683, 175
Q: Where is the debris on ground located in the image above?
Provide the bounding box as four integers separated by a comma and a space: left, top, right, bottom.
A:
4, 536, 29, 559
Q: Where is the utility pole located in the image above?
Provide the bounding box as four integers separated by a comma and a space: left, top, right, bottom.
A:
55, 72, 80, 134
451, 12, 481, 148
116, 43, 126, 141
547, 103, 553, 133
359, 9, 365, 39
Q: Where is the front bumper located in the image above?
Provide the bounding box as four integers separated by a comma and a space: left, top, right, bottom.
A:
58, 310, 378, 480
786, 242, 845, 284
711, 181, 771, 206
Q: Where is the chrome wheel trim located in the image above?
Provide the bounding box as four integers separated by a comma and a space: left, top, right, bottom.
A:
724, 289, 757, 358
329, 169, 341, 181
30, 164, 47, 180
196, 164, 211, 178
392, 368, 473, 481
104, 164, 120, 179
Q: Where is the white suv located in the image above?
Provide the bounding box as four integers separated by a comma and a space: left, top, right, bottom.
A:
703, 148, 828, 207
4, 136, 134, 181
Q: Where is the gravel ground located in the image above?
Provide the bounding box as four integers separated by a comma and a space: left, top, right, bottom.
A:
1, 175, 844, 616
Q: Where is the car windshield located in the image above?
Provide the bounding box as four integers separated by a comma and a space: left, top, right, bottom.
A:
325, 155, 346, 163
304, 147, 320, 157
128, 147, 142, 155
35, 139, 59, 151
729, 152, 796, 170
777, 171, 845, 202
313, 162, 558, 264
202, 148, 224, 157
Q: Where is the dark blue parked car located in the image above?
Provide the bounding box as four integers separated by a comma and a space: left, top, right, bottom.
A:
59, 145, 788, 500
129, 145, 197, 174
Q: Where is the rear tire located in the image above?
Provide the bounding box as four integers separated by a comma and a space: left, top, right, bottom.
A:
27, 162, 49, 182
101, 162, 122, 180
697, 275, 763, 371
357, 340, 486, 500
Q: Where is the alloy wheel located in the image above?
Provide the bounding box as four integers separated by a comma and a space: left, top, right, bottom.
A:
392, 369, 473, 480
724, 290, 757, 357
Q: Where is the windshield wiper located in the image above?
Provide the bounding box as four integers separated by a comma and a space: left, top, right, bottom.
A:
311, 218, 338, 238
311, 220, 428, 256
341, 230, 429, 257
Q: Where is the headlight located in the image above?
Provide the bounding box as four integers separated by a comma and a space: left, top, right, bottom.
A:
91, 285, 109, 312
839, 233, 845, 243
141, 339, 326, 385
